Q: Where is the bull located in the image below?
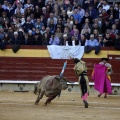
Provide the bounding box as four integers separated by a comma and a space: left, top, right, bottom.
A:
34, 75, 71, 105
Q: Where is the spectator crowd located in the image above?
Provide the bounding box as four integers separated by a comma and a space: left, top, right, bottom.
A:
0, 0, 120, 51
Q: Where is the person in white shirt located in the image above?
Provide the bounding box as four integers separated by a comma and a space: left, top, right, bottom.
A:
97, 0, 110, 11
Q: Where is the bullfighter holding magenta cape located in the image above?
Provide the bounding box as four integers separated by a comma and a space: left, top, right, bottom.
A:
92, 64, 112, 94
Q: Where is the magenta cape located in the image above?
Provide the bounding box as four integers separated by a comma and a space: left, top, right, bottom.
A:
92, 64, 112, 94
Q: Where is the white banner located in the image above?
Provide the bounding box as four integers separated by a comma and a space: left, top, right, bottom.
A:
47, 45, 85, 59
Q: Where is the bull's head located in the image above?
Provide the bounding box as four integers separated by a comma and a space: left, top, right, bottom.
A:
34, 82, 39, 95
55, 76, 72, 90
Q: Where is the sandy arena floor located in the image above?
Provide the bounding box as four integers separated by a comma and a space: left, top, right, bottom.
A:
0, 91, 120, 120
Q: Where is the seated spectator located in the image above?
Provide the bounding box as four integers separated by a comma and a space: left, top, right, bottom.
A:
114, 33, 120, 50
64, 18, 73, 30
81, 27, 90, 40
14, 2, 24, 15
101, 9, 109, 22
107, 5, 116, 18
85, 34, 100, 54
22, 16, 34, 32
41, 7, 50, 19
60, 9, 68, 24
67, 5, 73, 18
80, 34, 87, 46
27, 30, 34, 45
0, 12, 9, 26
34, 18, 44, 31
40, 25, 46, 35
2, 0, 8, 10
71, 35, 80, 46
114, 19, 120, 32
42, 32, 50, 46
81, 11, 93, 24
91, 23, 101, 34
24, 0, 33, 10
10, 31, 20, 45
47, 19, 56, 33
110, 24, 118, 39
33, 33, 42, 45
49, 33, 60, 45
77, 5, 85, 19
34, 5, 42, 18
87, 4, 97, 19
5, 2, 15, 19
2, 33, 11, 45
103, 32, 113, 47
55, 26, 63, 40
0, 28, 6, 40
81, 18, 91, 30
72, 28, 80, 42
47, 13, 57, 26
60, 34, 72, 46
97, 0, 110, 12
98, 34, 104, 46
82, 0, 93, 10
93, 29, 99, 39
71, 8, 81, 23
7, 27, 14, 40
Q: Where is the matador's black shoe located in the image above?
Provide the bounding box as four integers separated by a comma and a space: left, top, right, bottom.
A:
83, 100, 89, 108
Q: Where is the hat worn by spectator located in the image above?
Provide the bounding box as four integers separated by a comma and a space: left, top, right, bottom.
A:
101, 58, 109, 61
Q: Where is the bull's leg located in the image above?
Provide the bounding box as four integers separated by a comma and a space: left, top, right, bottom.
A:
35, 91, 45, 105
44, 94, 58, 105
